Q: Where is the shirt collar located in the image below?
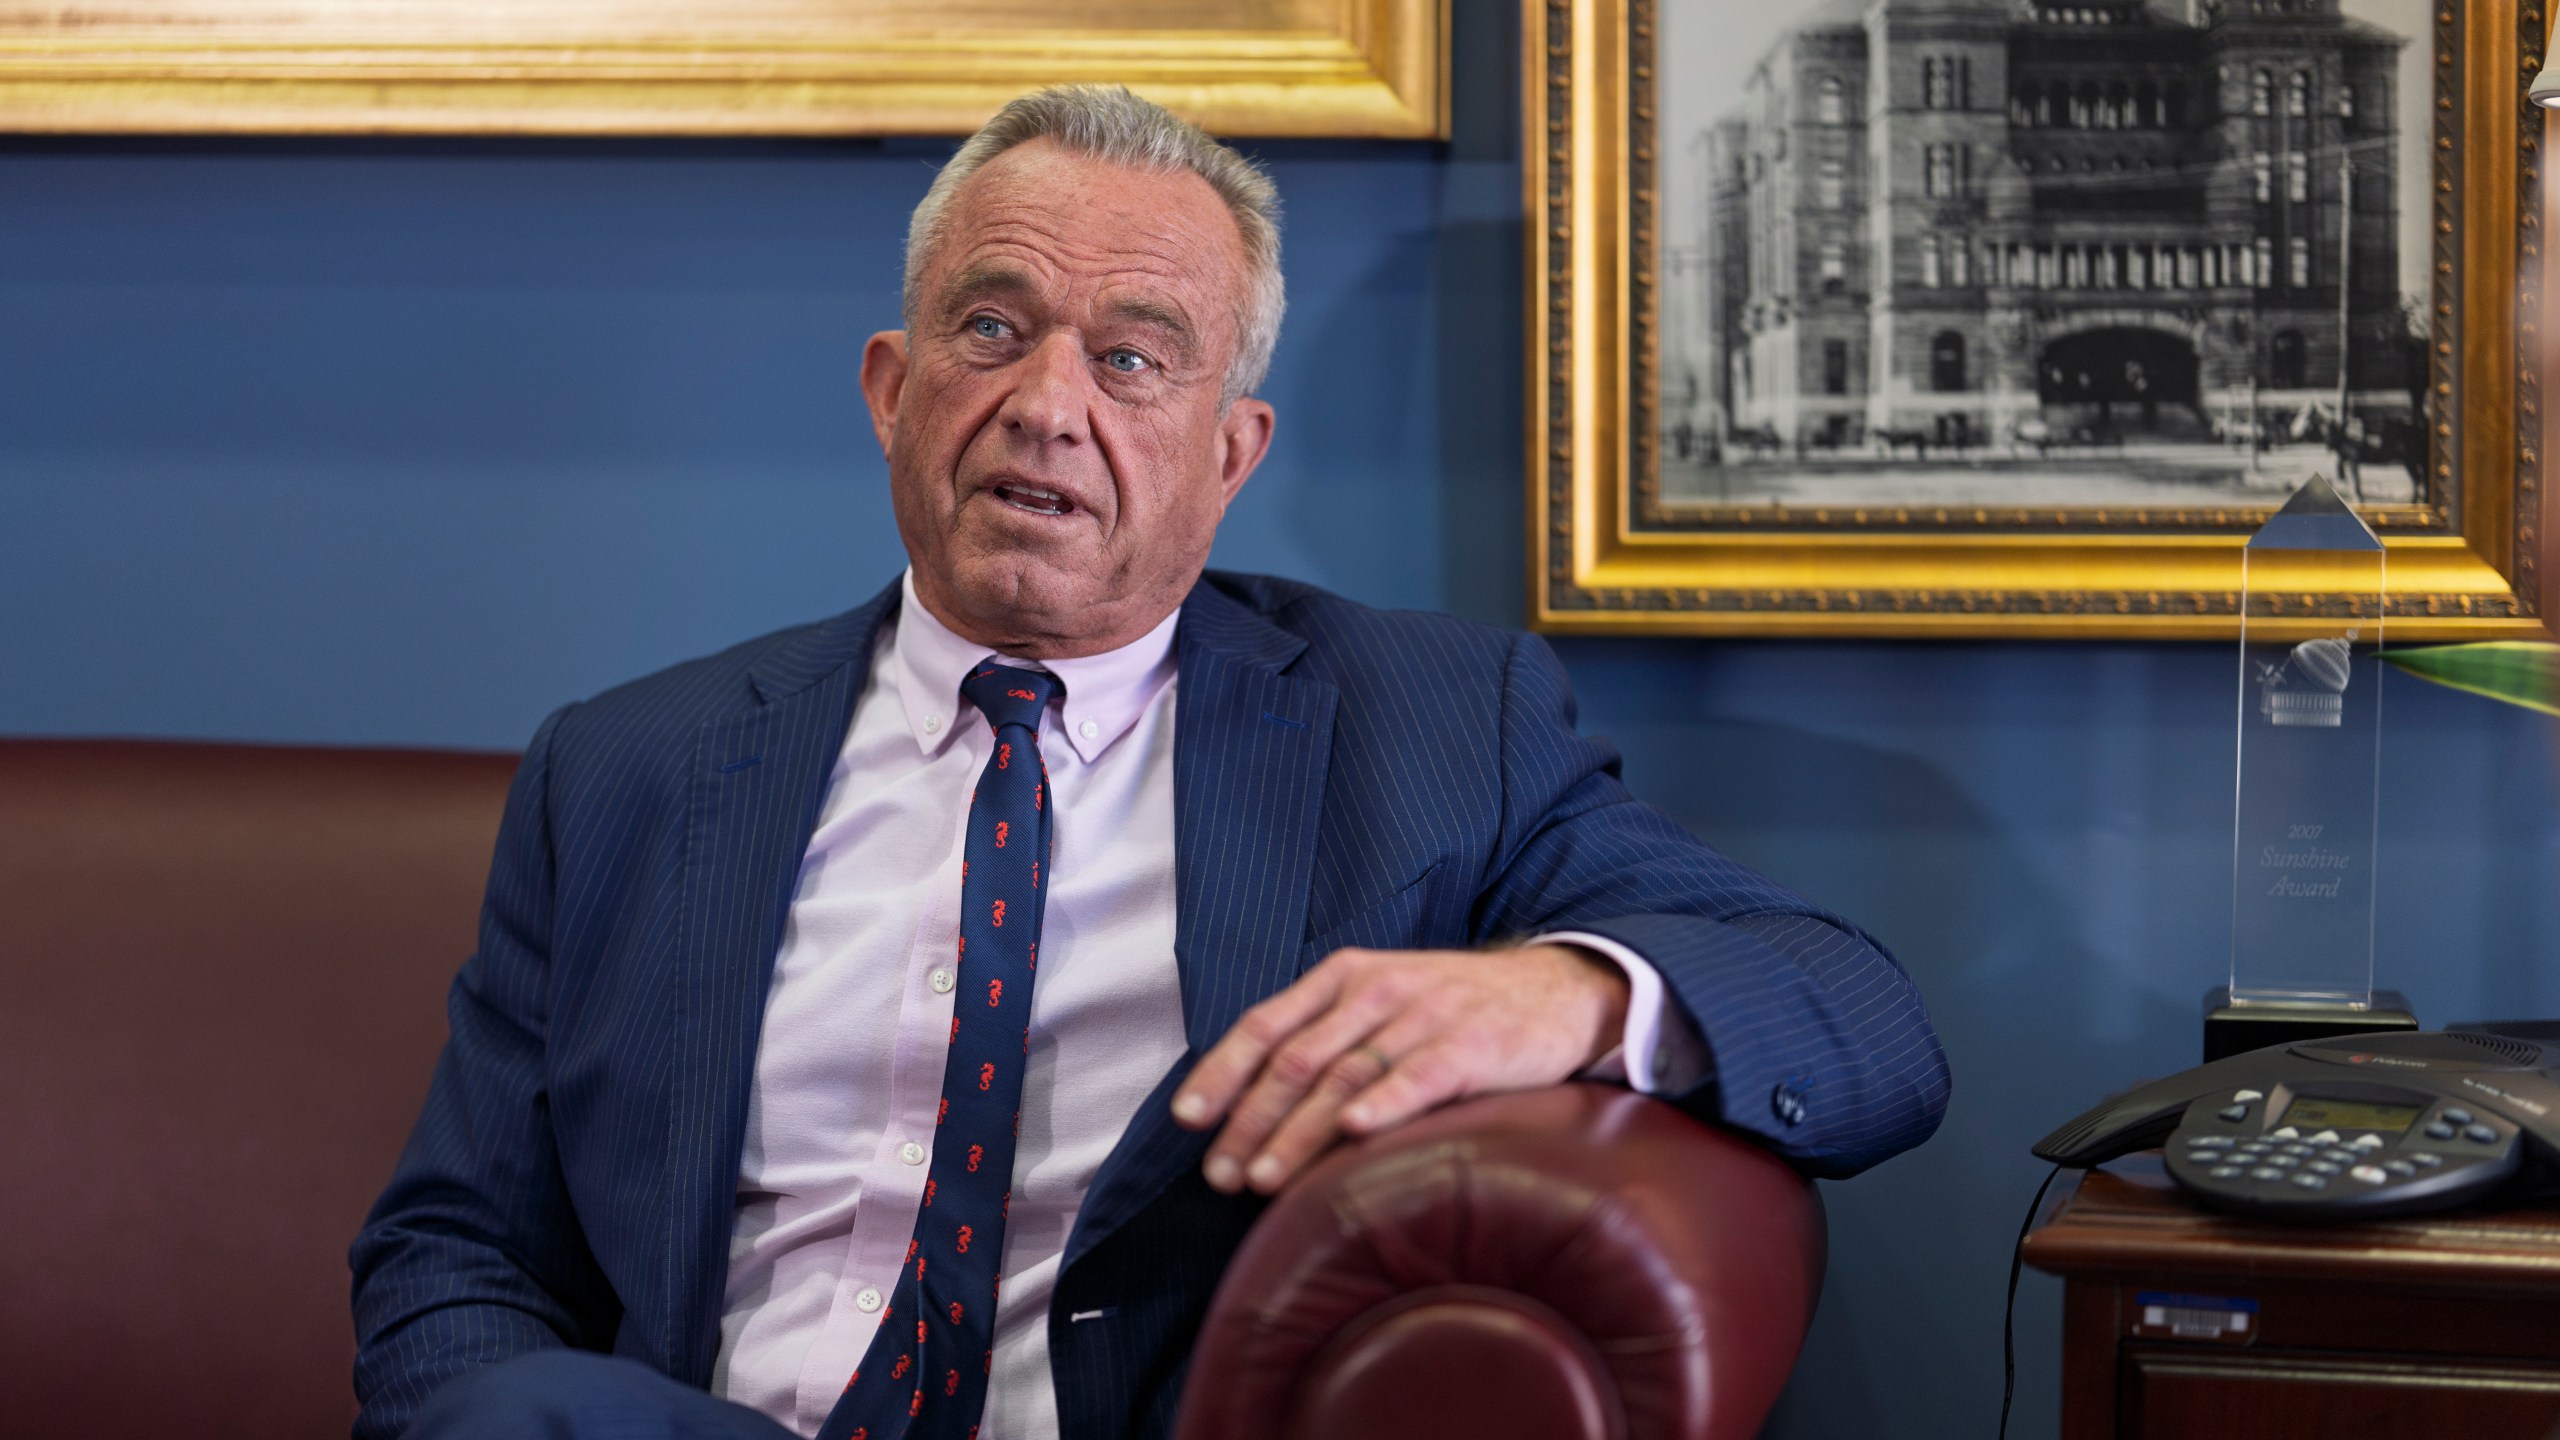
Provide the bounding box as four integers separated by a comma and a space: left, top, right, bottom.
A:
891, 569, 1180, 765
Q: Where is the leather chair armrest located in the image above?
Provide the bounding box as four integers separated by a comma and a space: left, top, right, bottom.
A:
1173, 1083, 1826, 1440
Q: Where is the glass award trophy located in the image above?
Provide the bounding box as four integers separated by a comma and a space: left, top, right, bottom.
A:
2205, 475, 2417, 1061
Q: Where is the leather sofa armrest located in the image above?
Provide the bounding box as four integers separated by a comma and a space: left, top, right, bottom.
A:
1173, 1083, 1826, 1440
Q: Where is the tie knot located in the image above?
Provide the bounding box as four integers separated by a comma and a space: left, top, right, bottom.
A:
960, 663, 1058, 734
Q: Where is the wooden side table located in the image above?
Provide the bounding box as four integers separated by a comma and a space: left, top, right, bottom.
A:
2022, 1154, 2560, 1440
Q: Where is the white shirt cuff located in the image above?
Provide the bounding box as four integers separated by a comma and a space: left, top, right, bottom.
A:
1536, 931, 1710, 1095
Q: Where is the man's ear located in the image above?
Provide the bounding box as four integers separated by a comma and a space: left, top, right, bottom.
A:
859, 331, 911, 456
1215, 397, 1276, 507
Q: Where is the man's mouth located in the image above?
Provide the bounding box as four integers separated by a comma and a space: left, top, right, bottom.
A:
991, 482, 1075, 517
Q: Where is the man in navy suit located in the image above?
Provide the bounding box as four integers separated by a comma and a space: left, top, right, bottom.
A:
351, 85, 1949, 1440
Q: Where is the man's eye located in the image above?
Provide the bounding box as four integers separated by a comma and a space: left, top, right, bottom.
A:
1102, 348, 1150, 374
970, 315, 1009, 339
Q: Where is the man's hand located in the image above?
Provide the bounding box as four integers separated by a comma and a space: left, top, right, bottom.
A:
1170, 944, 1631, 1195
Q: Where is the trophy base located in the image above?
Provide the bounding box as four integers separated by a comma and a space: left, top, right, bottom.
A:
2202, 987, 2419, 1063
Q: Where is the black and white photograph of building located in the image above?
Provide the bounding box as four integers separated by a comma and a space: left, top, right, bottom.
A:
1659, 0, 2428, 510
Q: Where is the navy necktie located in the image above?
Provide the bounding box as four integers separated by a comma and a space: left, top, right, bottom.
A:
820, 662, 1059, 1440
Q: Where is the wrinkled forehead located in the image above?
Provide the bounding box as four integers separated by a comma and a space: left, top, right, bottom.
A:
923, 141, 1250, 334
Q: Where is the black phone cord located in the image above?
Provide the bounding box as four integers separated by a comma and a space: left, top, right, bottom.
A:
1999, 1164, 2065, 1440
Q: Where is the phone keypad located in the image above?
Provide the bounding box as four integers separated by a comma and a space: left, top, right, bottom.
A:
2165, 1088, 2521, 1213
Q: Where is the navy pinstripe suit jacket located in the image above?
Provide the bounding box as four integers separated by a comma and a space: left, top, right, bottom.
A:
350, 571, 1949, 1440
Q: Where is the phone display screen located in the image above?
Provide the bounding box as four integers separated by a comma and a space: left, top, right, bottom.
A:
2279, 1096, 2425, 1133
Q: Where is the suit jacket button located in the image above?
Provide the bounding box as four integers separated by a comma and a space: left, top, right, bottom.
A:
1771, 1083, 1808, 1127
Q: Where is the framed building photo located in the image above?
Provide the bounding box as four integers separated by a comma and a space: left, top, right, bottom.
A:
1527, 0, 2547, 637
0, 1, 1443, 139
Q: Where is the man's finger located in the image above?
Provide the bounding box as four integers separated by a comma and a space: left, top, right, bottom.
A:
1172, 961, 1346, 1130
1229, 1007, 1436, 1193
1241, 1041, 1397, 1193
1198, 981, 1401, 1190
1338, 1036, 1474, 1137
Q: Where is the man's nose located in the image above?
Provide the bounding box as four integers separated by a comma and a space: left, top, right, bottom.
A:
996, 333, 1093, 447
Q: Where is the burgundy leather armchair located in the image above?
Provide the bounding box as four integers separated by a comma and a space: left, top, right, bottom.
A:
0, 739, 1824, 1439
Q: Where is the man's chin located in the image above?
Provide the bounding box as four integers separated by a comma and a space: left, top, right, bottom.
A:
936, 554, 1115, 636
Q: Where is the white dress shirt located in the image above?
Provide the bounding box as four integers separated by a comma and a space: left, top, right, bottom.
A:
711, 572, 1700, 1438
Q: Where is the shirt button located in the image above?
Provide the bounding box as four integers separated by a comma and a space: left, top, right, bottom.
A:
929, 968, 955, 994
899, 1141, 926, 1166
1078, 718, 1100, 740
855, 1287, 884, 1313
923, 715, 942, 734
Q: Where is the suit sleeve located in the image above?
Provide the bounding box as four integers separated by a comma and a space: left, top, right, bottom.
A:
348, 704, 620, 1437
1470, 633, 1951, 1178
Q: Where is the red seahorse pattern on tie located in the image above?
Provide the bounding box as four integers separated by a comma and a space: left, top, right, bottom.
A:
819, 662, 1057, 1440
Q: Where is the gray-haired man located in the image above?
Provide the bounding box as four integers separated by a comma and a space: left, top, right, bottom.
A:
354, 84, 1947, 1440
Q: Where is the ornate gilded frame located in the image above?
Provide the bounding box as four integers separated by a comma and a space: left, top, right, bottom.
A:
1526, 0, 2546, 638
0, 2, 1444, 139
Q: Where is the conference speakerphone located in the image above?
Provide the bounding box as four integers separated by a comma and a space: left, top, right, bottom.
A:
2034, 1030, 2560, 1218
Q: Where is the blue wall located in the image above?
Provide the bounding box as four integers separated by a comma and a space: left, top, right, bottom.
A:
6, 10, 2558, 1435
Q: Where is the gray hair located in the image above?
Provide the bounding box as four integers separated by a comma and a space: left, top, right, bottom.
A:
902, 85, 1285, 405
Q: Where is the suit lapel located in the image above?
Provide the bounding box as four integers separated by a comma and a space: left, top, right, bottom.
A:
1063, 579, 1336, 1271
663, 582, 896, 1384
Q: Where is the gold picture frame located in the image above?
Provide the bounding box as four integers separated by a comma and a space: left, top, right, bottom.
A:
1526, 0, 2546, 638
0, 1, 1444, 139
